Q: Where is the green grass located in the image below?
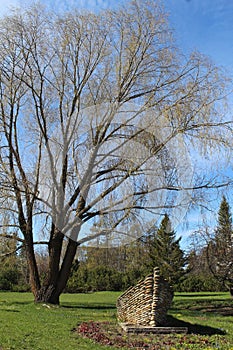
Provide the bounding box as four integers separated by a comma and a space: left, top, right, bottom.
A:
0, 291, 121, 350
0, 291, 233, 349
168, 292, 233, 349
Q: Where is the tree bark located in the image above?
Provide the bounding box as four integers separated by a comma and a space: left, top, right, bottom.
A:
51, 239, 79, 304
34, 239, 79, 304
47, 225, 64, 286
35, 285, 57, 304
24, 234, 41, 297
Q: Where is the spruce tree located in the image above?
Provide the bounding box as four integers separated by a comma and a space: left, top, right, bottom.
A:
216, 196, 233, 243
207, 196, 233, 290
147, 214, 186, 288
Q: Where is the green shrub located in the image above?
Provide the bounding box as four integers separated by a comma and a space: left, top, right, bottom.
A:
178, 274, 225, 292
66, 264, 125, 293
12, 284, 31, 292
0, 276, 12, 290
0, 268, 20, 291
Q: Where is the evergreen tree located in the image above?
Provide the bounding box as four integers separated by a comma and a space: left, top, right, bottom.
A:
216, 196, 233, 242
147, 214, 186, 288
207, 196, 233, 290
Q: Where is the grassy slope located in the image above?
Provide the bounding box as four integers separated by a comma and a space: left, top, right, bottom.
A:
0, 291, 233, 349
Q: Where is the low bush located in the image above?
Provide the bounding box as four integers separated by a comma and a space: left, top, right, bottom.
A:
0, 268, 19, 291
178, 274, 225, 292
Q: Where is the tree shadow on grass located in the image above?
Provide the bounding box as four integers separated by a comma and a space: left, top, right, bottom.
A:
0, 308, 20, 312
167, 315, 226, 335
62, 303, 116, 310
12, 301, 33, 305
177, 294, 225, 298
3, 301, 33, 307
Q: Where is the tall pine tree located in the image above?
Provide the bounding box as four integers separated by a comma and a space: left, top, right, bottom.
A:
147, 214, 186, 288
207, 196, 233, 291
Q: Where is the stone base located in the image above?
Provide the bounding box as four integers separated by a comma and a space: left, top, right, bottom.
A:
119, 323, 188, 334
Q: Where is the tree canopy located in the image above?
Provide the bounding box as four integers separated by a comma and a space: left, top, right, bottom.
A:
0, 0, 231, 303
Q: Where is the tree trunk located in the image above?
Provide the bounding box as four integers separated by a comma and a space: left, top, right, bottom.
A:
34, 239, 79, 305
50, 239, 79, 304
25, 234, 41, 296
35, 285, 58, 304
33, 227, 66, 304
47, 226, 64, 287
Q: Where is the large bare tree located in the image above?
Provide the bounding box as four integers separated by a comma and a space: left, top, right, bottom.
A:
0, 1, 231, 303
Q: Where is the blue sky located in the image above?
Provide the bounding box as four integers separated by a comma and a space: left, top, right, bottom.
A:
1, 0, 232, 73
165, 0, 233, 72
1, 0, 232, 75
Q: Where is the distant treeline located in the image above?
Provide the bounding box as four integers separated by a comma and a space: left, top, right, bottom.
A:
1, 214, 225, 293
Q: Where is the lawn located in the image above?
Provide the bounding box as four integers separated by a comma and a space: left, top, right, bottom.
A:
0, 291, 232, 349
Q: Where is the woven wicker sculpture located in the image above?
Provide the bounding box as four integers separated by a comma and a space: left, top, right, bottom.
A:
117, 267, 174, 327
